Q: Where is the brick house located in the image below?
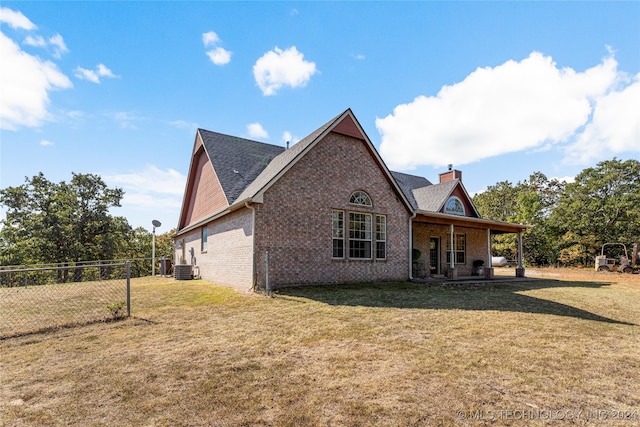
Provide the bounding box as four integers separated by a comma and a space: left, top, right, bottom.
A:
174, 109, 527, 291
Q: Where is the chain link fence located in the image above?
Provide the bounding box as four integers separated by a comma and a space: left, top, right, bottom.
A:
0, 261, 132, 339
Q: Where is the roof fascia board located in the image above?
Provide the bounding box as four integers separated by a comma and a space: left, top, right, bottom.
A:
415, 210, 529, 233
176, 131, 204, 230
456, 180, 481, 217
198, 130, 231, 206
345, 110, 414, 214
174, 197, 252, 237
249, 111, 351, 203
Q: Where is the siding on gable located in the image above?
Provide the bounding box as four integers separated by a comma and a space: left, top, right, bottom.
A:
253, 131, 410, 288
441, 184, 478, 218
332, 114, 365, 140
180, 147, 228, 229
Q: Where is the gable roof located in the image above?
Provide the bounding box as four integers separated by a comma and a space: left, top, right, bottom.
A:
412, 179, 459, 212
198, 130, 285, 205
391, 171, 432, 210
176, 109, 414, 235
392, 173, 481, 218
232, 109, 412, 211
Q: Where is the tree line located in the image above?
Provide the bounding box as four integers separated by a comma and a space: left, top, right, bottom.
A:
0, 173, 174, 276
472, 158, 640, 266
1, 158, 638, 272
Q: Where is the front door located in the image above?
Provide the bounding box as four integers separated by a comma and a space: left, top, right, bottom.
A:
429, 238, 440, 275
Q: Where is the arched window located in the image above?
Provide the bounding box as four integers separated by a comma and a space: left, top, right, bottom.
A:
444, 196, 465, 216
349, 191, 372, 207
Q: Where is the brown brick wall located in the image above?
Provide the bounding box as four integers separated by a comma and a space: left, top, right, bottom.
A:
413, 223, 488, 276
253, 131, 411, 288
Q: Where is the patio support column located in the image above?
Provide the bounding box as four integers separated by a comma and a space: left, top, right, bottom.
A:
516, 231, 525, 277
484, 228, 494, 279
447, 224, 457, 279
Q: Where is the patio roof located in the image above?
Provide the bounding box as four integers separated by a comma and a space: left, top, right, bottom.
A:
413, 210, 529, 234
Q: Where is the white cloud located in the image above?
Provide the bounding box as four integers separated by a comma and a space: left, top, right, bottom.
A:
282, 131, 292, 144
40, 139, 54, 146
24, 33, 69, 58
202, 31, 220, 47
253, 46, 317, 96
110, 111, 142, 129
169, 119, 198, 132
104, 165, 187, 230
23, 35, 46, 47
0, 7, 36, 30
247, 122, 269, 139
0, 31, 72, 130
551, 176, 576, 184
202, 30, 231, 65
74, 63, 119, 84
564, 73, 640, 164
282, 131, 299, 146
48, 33, 68, 58
206, 47, 231, 65
377, 51, 631, 170
105, 165, 186, 197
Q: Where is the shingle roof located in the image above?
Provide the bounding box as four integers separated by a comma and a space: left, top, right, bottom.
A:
198, 129, 285, 204
412, 179, 458, 212
391, 171, 432, 210
232, 111, 345, 205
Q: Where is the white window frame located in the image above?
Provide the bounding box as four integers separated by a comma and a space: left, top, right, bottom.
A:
348, 212, 372, 259
444, 196, 466, 216
201, 226, 208, 252
375, 214, 387, 260
332, 210, 345, 259
446, 233, 466, 264
349, 191, 372, 207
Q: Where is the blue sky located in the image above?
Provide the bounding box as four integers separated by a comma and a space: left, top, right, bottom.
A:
1, 2, 639, 232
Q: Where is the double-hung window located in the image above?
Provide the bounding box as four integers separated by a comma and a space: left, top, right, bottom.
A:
332, 210, 344, 258
375, 215, 386, 259
349, 212, 372, 259
446, 233, 466, 264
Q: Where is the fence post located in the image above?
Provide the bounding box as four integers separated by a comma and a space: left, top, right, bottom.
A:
126, 261, 131, 317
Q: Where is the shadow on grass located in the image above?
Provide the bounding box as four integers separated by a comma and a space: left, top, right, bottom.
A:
277, 280, 636, 326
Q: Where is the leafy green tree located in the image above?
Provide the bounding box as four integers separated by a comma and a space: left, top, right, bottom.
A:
0, 173, 130, 273
473, 173, 564, 266
549, 158, 640, 265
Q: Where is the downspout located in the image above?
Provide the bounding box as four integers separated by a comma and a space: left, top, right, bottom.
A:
245, 201, 257, 292
408, 212, 416, 280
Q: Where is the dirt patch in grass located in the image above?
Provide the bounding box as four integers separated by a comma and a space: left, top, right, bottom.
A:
1, 273, 639, 426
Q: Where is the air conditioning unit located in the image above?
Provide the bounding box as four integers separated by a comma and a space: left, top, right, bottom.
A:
174, 264, 192, 280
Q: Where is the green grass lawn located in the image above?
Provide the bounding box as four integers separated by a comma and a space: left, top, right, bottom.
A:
1, 271, 639, 426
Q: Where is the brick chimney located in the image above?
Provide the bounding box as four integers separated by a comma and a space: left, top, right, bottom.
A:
439, 164, 462, 183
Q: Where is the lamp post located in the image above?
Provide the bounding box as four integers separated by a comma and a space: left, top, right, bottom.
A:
152, 220, 161, 276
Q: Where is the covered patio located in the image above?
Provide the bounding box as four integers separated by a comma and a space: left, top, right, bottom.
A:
410, 211, 528, 281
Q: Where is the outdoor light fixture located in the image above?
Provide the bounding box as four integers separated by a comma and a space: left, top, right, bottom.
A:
152, 220, 161, 276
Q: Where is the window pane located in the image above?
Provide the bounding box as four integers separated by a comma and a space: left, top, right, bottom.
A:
201, 227, 208, 252
333, 239, 344, 258
376, 241, 386, 259
349, 191, 372, 206
349, 240, 371, 258
332, 210, 343, 238
376, 215, 386, 240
